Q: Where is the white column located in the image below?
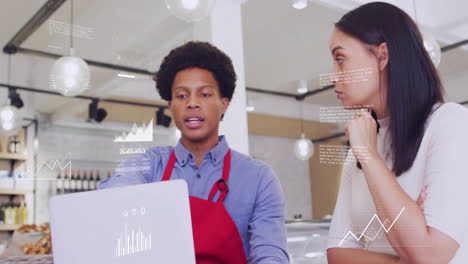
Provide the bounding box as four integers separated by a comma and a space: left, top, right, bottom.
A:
193, 0, 249, 155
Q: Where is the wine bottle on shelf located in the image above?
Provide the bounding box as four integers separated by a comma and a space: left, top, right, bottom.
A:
23, 203, 27, 224
95, 170, 102, 190
107, 170, 112, 180
70, 170, 77, 193
8, 136, 20, 153
63, 170, 70, 193
0, 203, 5, 224
7, 201, 16, 225
12, 203, 17, 225
82, 170, 89, 191
4, 204, 10, 225
15, 203, 21, 225
12, 203, 19, 225
16, 201, 23, 225
16, 203, 21, 225
9, 203, 17, 225
56, 169, 63, 195
19, 201, 27, 225
76, 169, 82, 193
89, 170, 95, 190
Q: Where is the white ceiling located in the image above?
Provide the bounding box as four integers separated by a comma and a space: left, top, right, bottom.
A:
242, 0, 343, 104
242, 0, 468, 105
1, 0, 192, 116
1, 0, 467, 117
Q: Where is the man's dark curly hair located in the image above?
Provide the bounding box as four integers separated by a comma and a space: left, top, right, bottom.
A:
155, 41, 237, 102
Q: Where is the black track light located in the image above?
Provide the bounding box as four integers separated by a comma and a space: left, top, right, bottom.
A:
88, 99, 107, 123
8, 88, 23, 109
156, 108, 171, 127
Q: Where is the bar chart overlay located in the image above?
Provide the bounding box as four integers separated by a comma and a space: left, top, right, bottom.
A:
115, 224, 152, 257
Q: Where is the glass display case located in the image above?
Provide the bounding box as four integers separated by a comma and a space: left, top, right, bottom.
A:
286, 220, 330, 264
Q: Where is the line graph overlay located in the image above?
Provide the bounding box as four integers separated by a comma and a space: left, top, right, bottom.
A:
338, 207, 406, 247
35, 153, 72, 177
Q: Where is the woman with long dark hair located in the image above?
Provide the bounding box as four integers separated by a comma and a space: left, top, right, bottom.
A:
327, 2, 468, 263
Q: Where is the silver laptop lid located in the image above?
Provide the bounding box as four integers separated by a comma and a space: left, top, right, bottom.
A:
49, 179, 195, 264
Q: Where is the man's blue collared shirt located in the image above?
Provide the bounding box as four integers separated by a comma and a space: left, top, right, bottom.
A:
99, 136, 289, 263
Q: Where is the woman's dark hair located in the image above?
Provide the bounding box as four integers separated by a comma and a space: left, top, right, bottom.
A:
155, 41, 237, 102
336, 2, 445, 176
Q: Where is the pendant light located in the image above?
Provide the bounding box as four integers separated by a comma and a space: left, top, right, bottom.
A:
165, 0, 216, 23
50, 0, 90, 96
297, 79, 308, 94
0, 56, 21, 136
294, 99, 314, 160
413, 0, 441, 67
246, 98, 255, 112
0, 104, 19, 134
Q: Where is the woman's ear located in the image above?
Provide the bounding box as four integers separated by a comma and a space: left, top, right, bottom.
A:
377, 42, 389, 71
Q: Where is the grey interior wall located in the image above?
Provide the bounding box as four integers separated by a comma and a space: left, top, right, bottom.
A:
249, 134, 313, 220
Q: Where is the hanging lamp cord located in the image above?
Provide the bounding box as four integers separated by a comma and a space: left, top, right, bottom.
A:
299, 100, 305, 135
69, 0, 74, 55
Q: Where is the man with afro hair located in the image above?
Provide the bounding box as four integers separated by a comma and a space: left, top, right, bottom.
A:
99, 41, 289, 263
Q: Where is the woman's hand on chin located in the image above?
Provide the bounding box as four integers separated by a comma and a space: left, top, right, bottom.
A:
345, 109, 379, 163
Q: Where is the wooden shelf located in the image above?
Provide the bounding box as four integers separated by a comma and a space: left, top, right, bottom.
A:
0, 189, 32, 195
0, 153, 28, 161
0, 224, 20, 231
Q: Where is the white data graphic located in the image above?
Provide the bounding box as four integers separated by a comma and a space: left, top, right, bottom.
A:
119, 145, 146, 155
339, 207, 406, 246
116, 224, 152, 257
36, 154, 72, 175
114, 120, 153, 143
14, 153, 72, 181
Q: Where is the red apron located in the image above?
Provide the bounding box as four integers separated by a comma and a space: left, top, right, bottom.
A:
161, 149, 247, 264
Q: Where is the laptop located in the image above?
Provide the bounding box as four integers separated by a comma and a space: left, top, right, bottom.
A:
49, 179, 196, 264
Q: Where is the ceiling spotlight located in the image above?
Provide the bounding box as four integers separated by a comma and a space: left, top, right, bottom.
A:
8, 88, 24, 109
165, 0, 216, 22
88, 99, 107, 123
156, 108, 172, 127
292, 0, 308, 9
297, 80, 308, 94
117, 73, 136, 79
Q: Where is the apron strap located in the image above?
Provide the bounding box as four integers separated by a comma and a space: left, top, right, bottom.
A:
208, 150, 231, 203
162, 149, 232, 203
161, 150, 177, 181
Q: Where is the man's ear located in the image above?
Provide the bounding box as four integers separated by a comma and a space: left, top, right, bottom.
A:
377, 42, 389, 71
167, 101, 173, 116
221, 98, 229, 117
